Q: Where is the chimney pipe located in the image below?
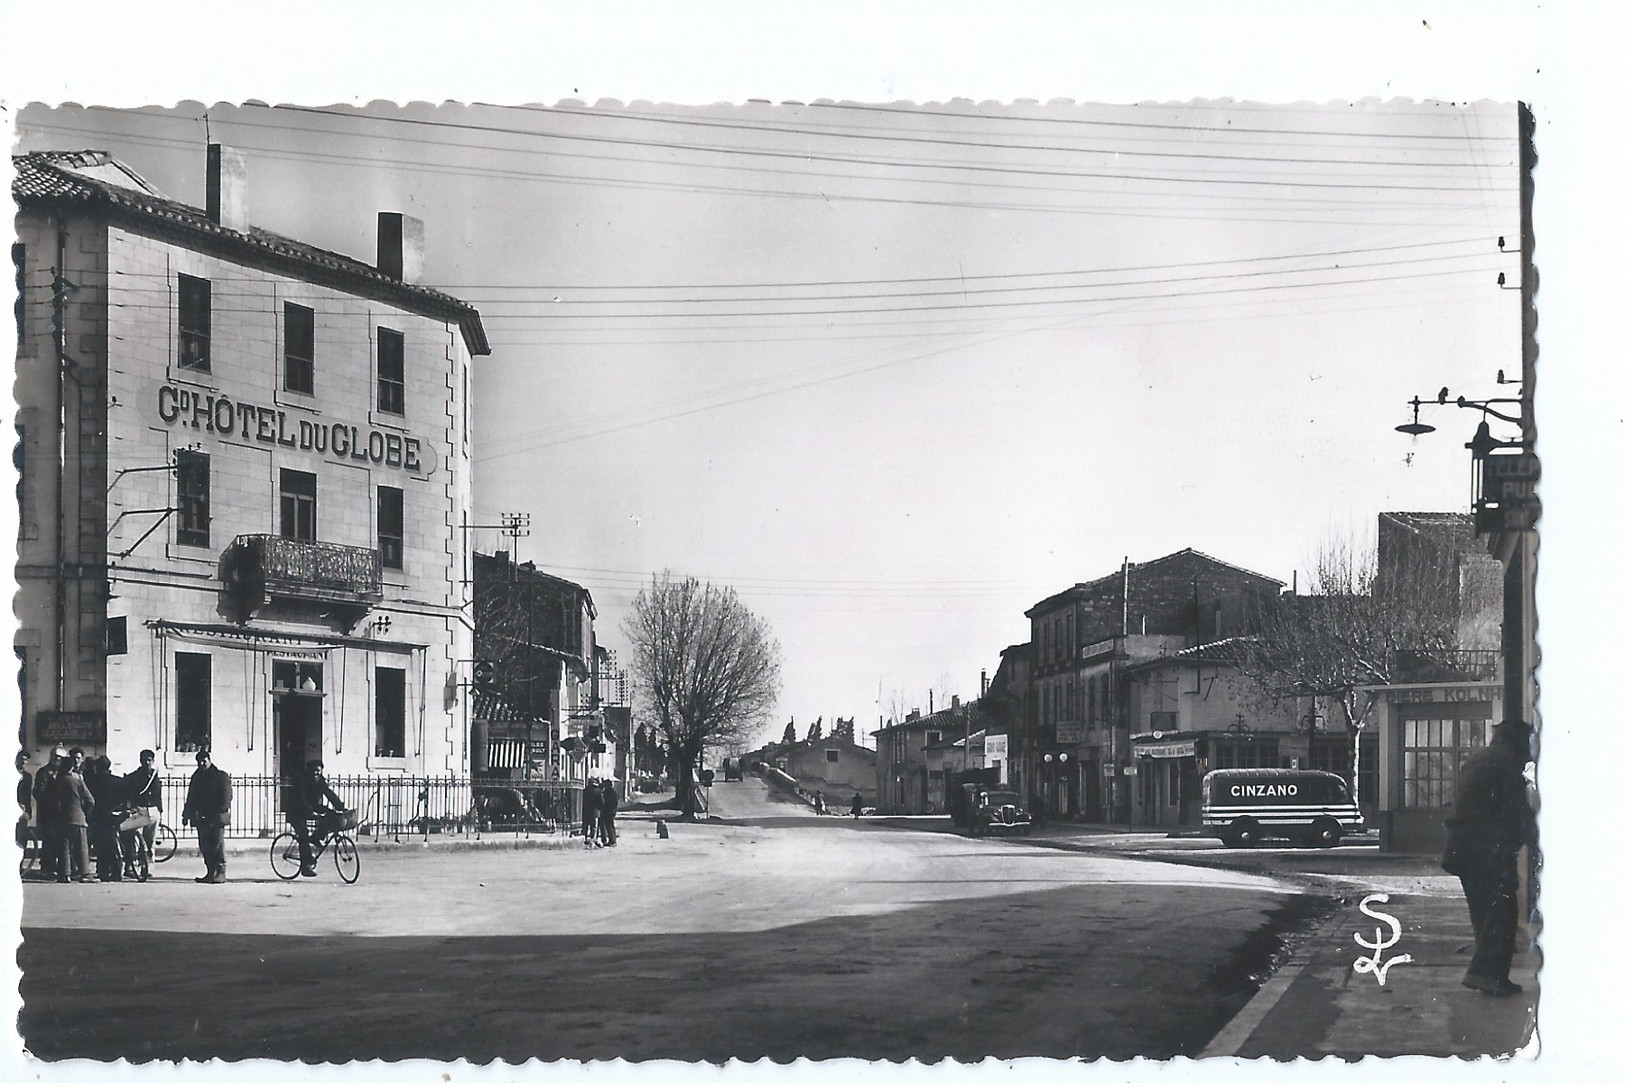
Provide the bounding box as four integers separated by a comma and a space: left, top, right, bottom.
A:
206, 145, 248, 232
378, 212, 425, 284
981, 669, 988, 697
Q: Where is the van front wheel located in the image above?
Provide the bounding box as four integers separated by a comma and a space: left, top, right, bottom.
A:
1306, 818, 1342, 849
1226, 819, 1261, 848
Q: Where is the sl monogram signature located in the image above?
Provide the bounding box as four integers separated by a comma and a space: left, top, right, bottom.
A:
1352, 892, 1414, 986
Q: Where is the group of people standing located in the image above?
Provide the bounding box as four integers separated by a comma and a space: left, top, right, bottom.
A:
579, 777, 619, 847
19, 746, 163, 883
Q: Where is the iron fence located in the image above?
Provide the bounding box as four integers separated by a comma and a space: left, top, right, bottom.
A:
157, 775, 587, 841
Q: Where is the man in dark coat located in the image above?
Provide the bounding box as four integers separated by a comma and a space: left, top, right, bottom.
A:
85, 755, 125, 881
181, 748, 232, 883
581, 778, 600, 848
1442, 719, 1537, 996
598, 779, 619, 847
31, 747, 66, 879
850, 791, 863, 819
51, 748, 96, 883
288, 759, 345, 876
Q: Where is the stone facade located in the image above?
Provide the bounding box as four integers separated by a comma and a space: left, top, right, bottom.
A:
14, 150, 488, 794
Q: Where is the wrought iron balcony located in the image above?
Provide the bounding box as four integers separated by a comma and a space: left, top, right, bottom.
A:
219, 534, 382, 629
1392, 648, 1502, 684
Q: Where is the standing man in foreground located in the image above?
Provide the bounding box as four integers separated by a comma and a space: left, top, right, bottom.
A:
181, 749, 232, 884
1442, 718, 1538, 996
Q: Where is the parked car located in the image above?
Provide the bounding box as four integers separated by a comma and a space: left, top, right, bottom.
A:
963, 787, 1033, 837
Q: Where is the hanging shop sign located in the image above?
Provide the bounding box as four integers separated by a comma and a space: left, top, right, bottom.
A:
154, 382, 437, 477
1135, 740, 1196, 759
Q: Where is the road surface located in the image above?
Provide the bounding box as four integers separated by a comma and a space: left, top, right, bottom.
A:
20, 776, 1333, 1063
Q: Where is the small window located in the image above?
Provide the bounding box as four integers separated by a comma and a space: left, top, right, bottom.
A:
377, 328, 405, 415
375, 666, 406, 758
175, 449, 210, 547
105, 616, 128, 656
175, 652, 211, 752
377, 486, 404, 569
177, 274, 211, 371
273, 660, 323, 693
283, 302, 315, 394
825, 748, 839, 763
926, 730, 942, 745
279, 469, 317, 541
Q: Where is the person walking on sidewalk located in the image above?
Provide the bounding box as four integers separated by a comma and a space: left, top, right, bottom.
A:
850, 791, 863, 819
181, 749, 232, 883
1442, 718, 1537, 997
598, 778, 619, 847
581, 778, 601, 848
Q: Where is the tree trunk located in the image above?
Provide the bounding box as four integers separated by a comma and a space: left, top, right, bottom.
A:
674, 752, 698, 820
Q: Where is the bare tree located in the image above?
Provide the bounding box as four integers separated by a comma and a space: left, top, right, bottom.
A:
1232, 532, 1473, 806
624, 572, 783, 818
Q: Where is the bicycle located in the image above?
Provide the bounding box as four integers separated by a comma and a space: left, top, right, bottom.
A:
270, 810, 360, 884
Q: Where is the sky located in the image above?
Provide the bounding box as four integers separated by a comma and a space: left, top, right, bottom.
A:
3, 4, 1623, 1082
10, 97, 1526, 749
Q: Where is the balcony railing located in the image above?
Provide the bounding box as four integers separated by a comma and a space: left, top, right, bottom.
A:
221, 534, 382, 627
1392, 648, 1502, 684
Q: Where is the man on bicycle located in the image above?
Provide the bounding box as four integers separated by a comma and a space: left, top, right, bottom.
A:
119, 749, 163, 881
289, 760, 345, 877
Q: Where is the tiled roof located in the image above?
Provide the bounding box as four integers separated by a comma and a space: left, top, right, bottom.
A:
14, 150, 488, 355
1026, 547, 1284, 616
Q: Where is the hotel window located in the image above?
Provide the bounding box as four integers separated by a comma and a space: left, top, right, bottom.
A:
175, 449, 210, 547
174, 652, 212, 752
377, 486, 404, 569
1402, 715, 1489, 809
284, 302, 315, 394
375, 666, 406, 758
177, 274, 211, 371
377, 327, 405, 415
279, 469, 317, 541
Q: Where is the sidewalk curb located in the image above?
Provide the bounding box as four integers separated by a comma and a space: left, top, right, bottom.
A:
1198, 953, 1313, 1058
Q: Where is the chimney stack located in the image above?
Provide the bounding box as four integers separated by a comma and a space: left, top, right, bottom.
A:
206, 145, 248, 232
981, 669, 988, 697
378, 212, 425, 284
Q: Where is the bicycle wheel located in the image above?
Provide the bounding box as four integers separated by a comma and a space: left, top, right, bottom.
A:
270, 832, 303, 880
152, 822, 178, 863
332, 834, 360, 884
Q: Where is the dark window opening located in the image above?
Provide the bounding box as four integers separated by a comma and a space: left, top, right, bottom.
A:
176, 449, 210, 547
105, 616, 128, 657
375, 667, 406, 758
377, 328, 405, 415
178, 274, 211, 371
175, 652, 212, 752
283, 302, 315, 394
279, 469, 317, 541
273, 660, 323, 693
377, 486, 404, 569
825, 749, 839, 763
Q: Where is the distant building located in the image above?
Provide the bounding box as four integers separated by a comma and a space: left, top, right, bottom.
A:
772, 735, 877, 801
1022, 549, 1283, 822
872, 695, 991, 814
13, 148, 487, 806
471, 551, 619, 788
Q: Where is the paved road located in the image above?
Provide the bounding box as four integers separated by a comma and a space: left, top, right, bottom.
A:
21, 780, 1333, 1063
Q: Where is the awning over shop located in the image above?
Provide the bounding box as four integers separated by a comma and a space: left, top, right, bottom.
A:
1135, 740, 1196, 759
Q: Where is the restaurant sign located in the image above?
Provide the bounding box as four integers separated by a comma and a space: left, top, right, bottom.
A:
36, 710, 107, 744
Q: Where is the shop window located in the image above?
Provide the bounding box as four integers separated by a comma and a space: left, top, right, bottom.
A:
174, 652, 211, 752
377, 327, 405, 415
273, 660, 323, 693
279, 469, 317, 541
284, 302, 315, 394
176, 449, 210, 547
177, 274, 211, 371
375, 666, 406, 758
1212, 738, 1280, 769
1403, 716, 1488, 809
377, 485, 404, 569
